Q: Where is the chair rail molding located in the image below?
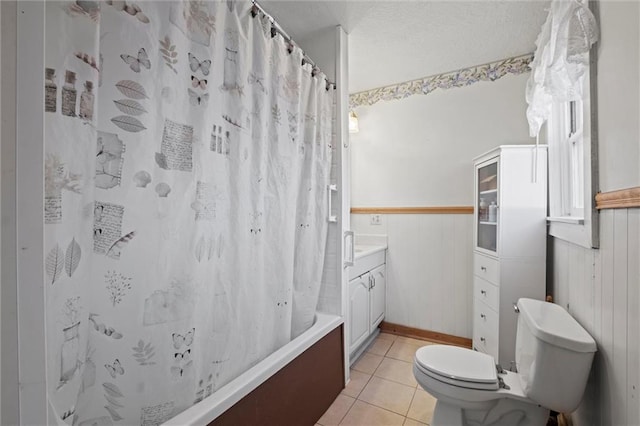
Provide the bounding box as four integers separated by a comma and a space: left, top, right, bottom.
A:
595, 186, 640, 209
351, 206, 473, 214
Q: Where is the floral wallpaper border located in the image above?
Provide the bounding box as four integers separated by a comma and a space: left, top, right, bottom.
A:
349, 53, 534, 108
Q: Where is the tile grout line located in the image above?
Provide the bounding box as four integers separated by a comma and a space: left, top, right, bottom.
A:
405, 386, 419, 424
340, 399, 408, 426
351, 371, 373, 399
405, 386, 418, 419
330, 334, 438, 425
358, 355, 418, 418
373, 358, 419, 388
337, 394, 357, 426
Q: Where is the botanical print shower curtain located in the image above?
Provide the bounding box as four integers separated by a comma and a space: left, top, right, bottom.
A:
43, 1, 334, 424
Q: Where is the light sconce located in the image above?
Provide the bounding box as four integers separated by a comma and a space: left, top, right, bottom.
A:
349, 110, 359, 133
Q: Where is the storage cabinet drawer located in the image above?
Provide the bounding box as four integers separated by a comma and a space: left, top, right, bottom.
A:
474, 276, 499, 312
473, 297, 499, 361
349, 250, 386, 280
473, 253, 500, 285
473, 324, 485, 353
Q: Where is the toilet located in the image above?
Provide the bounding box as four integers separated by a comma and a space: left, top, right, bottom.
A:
413, 298, 597, 426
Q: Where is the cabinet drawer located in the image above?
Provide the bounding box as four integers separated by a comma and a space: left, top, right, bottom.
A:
473, 253, 500, 285
473, 297, 499, 361
349, 250, 386, 280
474, 276, 499, 312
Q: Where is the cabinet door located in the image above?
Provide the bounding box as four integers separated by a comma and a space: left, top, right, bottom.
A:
369, 265, 386, 330
475, 158, 499, 255
349, 274, 370, 354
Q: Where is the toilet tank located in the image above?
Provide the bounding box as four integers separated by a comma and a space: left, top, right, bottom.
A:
515, 298, 597, 413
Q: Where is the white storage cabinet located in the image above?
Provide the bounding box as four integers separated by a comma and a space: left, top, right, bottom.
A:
473, 145, 547, 368
348, 250, 386, 356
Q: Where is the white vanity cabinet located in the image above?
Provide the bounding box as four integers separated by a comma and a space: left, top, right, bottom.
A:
472, 145, 547, 368
349, 274, 371, 352
348, 248, 386, 357
369, 264, 386, 329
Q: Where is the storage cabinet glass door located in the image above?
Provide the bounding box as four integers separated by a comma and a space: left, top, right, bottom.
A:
476, 159, 498, 253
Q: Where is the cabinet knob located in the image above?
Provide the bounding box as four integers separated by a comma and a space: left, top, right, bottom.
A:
480, 266, 487, 271
480, 337, 486, 342
480, 290, 487, 295
480, 313, 486, 319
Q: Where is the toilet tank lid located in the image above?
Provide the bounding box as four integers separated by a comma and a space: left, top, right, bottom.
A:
518, 298, 597, 353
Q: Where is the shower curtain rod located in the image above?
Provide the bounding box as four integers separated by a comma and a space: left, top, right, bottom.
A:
250, 0, 336, 90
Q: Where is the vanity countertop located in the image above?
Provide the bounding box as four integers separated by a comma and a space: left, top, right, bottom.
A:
354, 244, 387, 260
353, 234, 388, 260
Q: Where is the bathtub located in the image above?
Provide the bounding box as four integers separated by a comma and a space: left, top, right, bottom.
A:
164, 312, 344, 425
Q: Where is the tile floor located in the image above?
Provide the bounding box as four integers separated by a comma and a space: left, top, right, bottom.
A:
316, 333, 440, 426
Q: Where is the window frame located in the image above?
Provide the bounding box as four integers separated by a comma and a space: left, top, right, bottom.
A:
546, 55, 599, 249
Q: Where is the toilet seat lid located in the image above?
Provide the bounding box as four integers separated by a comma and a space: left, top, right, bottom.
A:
414, 345, 498, 386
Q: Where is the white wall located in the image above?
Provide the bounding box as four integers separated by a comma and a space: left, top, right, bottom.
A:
0, 2, 3, 422
351, 73, 533, 207
350, 71, 534, 338
1, 2, 19, 424
595, 0, 640, 191
298, 28, 337, 82
353, 213, 473, 338
298, 28, 340, 316
549, 2, 640, 424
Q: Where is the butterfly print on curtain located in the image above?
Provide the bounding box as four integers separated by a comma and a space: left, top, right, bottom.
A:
104, 359, 124, 379
191, 75, 207, 90
187, 88, 209, 106
172, 328, 195, 349
188, 53, 211, 76
44, 2, 333, 423
120, 48, 151, 73
171, 328, 195, 380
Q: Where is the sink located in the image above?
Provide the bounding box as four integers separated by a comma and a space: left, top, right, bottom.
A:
351, 235, 388, 260
353, 244, 386, 259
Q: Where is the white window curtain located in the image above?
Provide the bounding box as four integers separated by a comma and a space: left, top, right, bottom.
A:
525, 0, 598, 137
44, 1, 334, 424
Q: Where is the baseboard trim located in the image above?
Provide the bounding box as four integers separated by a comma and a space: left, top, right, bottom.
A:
595, 186, 640, 209
379, 321, 472, 348
351, 206, 474, 215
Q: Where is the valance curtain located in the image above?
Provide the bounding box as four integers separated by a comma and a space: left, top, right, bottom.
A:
525, 0, 598, 137
44, 1, 334, 424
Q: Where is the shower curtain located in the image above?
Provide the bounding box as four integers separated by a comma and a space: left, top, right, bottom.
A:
43, 1, 334, 424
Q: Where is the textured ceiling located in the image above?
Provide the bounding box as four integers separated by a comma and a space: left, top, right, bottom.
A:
261, 1, 549, 93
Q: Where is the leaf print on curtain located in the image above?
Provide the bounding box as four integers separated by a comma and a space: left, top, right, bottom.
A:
44, 1, 334, 424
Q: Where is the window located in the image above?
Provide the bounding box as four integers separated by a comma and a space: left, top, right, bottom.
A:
547, 71, 599, 248
550, 99, 584, 218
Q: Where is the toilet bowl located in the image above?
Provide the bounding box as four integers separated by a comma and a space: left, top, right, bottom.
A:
412, 298, 597, 426
413, 345, 548, 426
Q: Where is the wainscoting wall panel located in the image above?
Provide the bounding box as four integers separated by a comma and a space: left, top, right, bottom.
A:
550, 208, 640, 425
351, 213, 473, 339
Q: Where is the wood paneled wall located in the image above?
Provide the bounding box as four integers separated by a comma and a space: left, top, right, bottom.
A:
550, 208, 640, 424
351, 213, 473, 339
